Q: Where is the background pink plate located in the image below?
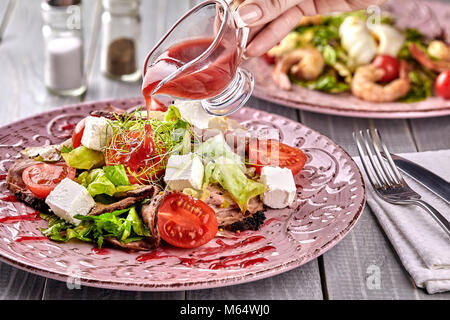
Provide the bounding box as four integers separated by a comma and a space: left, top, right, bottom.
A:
0, 98, 365, 291
244, 0, 450, 119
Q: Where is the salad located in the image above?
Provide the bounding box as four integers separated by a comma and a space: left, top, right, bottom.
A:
5, 101, 307, 251
263, 11, 450, 102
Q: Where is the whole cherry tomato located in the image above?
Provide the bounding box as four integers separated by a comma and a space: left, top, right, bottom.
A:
435, 70, 450, 99
373, 55, 400, 82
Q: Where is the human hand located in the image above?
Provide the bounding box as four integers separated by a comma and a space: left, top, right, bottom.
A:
232, 0, 386, 57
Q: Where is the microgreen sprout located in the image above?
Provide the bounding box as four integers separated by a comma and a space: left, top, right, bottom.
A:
104, 106, 195, 186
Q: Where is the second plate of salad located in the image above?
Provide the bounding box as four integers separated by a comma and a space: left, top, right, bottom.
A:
244, 0, 450, 118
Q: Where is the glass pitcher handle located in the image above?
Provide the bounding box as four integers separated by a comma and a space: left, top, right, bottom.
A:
226, 0, 250, 60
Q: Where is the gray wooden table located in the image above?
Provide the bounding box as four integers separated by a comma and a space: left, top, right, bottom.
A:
0, 0, 449, 300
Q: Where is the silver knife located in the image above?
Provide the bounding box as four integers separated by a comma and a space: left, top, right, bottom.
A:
383, 152, 450, 205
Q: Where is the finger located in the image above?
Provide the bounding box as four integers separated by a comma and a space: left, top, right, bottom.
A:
248, 24, 265, 42
245, 5, 303, 57
346, 0, 387, 11
313, 0, 386, 13
234, 0, 302, 28
296, 0, 319, 16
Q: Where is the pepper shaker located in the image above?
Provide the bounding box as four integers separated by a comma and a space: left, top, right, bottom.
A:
41, 0, 86, 96
100, 0, 141, 82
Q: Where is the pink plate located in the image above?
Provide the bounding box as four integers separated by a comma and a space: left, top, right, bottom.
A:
244, 0, 450, 119
0, 98, 365, 291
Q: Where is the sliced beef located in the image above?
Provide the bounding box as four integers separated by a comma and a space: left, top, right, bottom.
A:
104, 237, 158, 251
116, 185, 160, 199
204, 185, 264, 215
203, 185, 266, 232
89, 185, 160, 216
140, 192, 166, 249
6, 159, 51, 214
204, 185, 238, 209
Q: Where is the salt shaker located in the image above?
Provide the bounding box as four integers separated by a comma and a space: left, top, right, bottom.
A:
100, 0, 141, 82
41, 0, 86, 96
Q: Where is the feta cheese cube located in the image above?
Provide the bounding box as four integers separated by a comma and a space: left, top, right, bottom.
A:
174, 100, 213, 129
164, 153, 204, 190
45, 178, 96, 225
80, 116, 113, 151
260, 166, 296, 209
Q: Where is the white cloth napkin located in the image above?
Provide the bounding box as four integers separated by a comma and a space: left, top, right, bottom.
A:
354, 149, 450, 294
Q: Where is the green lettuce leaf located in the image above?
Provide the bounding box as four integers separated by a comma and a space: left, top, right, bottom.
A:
103, 164, 130, 186
164, 105, 182, 122
197, 134, 266, 212
41, 206, 148, 248
126, 206, 148, 237
62, 146, 105, 170
76, 169, 116, 197
290, 68, 350, 93
204, 156, 266, 213
75, 206, 148, 247
113, 185, 143, 195
397, 70, 433, 103
76, 168, 141, 198
195, 134, 244, 169
40, 212, 94, 243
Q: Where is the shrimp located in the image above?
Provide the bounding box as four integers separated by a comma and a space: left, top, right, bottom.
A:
272, 48, 325, 91
410, 42, 450, 73
351, 60, 410, 102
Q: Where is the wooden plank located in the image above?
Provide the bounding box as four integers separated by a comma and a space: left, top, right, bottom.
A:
300, 111, 450, 299
409, 116, 450, 152
187, 260, 323, 300
42, 282, 185, 300
0, 263, 45, 300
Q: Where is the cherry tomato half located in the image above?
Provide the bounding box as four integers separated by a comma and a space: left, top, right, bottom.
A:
373, 55, 400, 82
72, 118, 86, 149
435, 70, 450, 99
157, 193, 218, 248
22, 162, 76, 199
248, 140, 307, 176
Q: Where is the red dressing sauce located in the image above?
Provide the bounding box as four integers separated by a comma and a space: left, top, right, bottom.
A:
142, 37, 237, 113
261, 217, 281, 228
0, 212, 41, 223
60, 123, 77, 131
15, 236, 48, 243
91, 247, 111, 255
1, 195, 18, 202
136, 235, 275, 270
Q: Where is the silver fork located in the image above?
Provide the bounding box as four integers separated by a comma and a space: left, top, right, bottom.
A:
353, 129, 450, 237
